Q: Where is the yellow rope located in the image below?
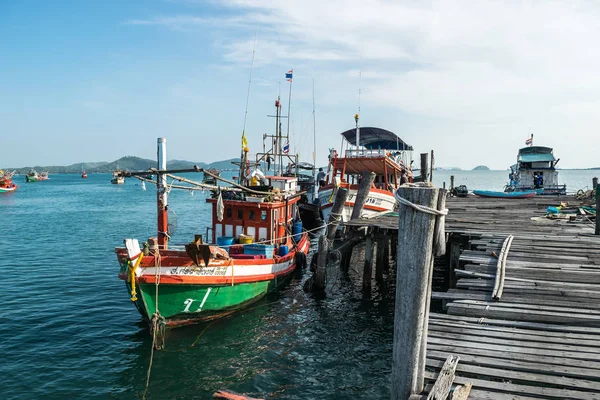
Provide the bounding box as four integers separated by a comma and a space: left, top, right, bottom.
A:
128, 254, 144, 301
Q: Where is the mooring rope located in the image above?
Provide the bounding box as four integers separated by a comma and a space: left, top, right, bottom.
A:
142, 250, 165, 400
394, 188, 448, 216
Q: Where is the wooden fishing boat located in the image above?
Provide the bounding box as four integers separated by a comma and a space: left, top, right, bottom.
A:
507, 136, 566, 195
318, 123, 414, 222
115, 110, 309, 329
473, 190, 537, 199
25, 169, 40, 182
82, 172, 88, 178
38, 170, 49, 181
111, 170, 125, 184
0, 170, 17, 193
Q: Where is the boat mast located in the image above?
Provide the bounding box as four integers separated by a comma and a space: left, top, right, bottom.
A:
355, 70, 361, 150
286, 68, 293, 153
312, 78, 316, 183
157, 138, 169, 249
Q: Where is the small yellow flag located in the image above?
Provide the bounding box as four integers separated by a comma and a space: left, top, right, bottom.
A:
241, 131, 248, 149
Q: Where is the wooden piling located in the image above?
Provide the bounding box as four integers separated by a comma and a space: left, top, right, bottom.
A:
450, 175, 454, 191
327, 188, 349, 240
593, 177, 598, 189
420, 153, 429, 182
375, 235, 385, 282
314, 235, 330, 289
443, 182, 446, 190
351, 171, 376, 220
417, 189, 447, 388
383, 235, 390, 273
391, 186, 439, 400
363, 231, 375, 292
596, 184, 600, 235
429, 150, 434, 183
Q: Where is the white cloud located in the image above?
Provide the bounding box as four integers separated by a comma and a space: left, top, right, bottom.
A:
128, 0, 600, 168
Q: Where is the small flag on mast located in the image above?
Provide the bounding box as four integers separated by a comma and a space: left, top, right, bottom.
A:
241, 131, 248, 149
285, 69, 293, 82
283, 141, 290, 154
525, 134, 533, 147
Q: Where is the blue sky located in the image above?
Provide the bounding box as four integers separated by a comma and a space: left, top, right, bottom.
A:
2, 0, 600, 169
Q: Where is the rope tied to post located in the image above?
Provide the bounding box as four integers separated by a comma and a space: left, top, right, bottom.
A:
394, 188, 448, 217
394, 186, 448, 257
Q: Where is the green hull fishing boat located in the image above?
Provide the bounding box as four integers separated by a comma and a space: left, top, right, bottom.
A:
116, 127, 309, 330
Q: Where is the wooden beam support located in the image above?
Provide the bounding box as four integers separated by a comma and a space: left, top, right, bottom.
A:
352, 171, 376, 220
363, 232, 375, 292
392, 186, 439, 399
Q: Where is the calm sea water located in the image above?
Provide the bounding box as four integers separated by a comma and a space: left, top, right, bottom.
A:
1, 170, 598, 399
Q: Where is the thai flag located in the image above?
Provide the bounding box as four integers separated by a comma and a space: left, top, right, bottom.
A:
525, 137, 533, 146
283, 141, 290, 154
285, 69, 293, 82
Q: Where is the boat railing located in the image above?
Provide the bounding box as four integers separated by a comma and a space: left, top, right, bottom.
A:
344, 149, 388, 158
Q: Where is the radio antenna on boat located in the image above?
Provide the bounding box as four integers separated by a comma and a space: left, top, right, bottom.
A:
355, 69, 362, 149
239, 27, 258, 185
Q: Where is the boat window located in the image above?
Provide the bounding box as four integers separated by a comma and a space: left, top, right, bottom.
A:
237, 209, 244, 219
226, 208, 232, 218
249, 209, 255, 220
261, 210, 267, 221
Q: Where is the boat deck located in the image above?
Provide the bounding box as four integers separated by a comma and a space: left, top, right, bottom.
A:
343, 194, 600, 399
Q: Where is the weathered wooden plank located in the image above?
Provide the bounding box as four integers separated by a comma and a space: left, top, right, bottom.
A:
433, 290, 600, 311
428, 349, 600, 381
430, 313, 600, 334
427, 323, 600, 349
428, 342, 600, 371
451, 383, 472, 400
426, 358, 600, 392
427, 336, 600, 361
429, 315, 600, 341
427, 355, 459, 400
447, 302, 600, 326
423, 370, 600, 399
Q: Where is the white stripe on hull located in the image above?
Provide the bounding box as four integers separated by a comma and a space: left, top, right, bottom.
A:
318, 188, 396, 222
137, 240, 309, 279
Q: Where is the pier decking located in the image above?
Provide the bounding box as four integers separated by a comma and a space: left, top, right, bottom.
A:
344, 194, 600, 399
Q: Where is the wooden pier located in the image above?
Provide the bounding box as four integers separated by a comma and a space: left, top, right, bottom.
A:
340, 191, 600, 399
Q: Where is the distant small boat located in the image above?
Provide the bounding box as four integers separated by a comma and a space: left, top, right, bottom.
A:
473, 190, 537, 199
111, 170, 125, 184
25, 169, 40, 182
39, 170, 49, 181
82, 172, 88, 179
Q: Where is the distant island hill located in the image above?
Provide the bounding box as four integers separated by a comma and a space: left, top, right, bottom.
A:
434, 166, 491, 171
6, 156, 241, 174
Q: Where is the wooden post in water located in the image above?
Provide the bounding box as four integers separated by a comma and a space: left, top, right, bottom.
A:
450, 175, 455, 191
596, 184, 600, 236
443, 182, 446, 190
363, 231, 375, 292
314, 235, 330, 289
429, 150, 434, 183
375, 235, 385, 282
420, 153, 428, 182
351, 171, 376, 220
327, 188, 349, 240
391, 186, 439, 400
593, 177, 598, 189
383, 234, 390, 273
391, 233, 397, 260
